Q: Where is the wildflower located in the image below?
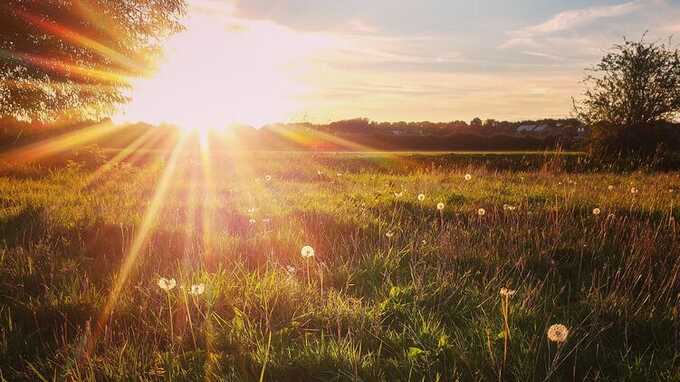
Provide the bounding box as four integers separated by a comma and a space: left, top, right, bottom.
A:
464, 174, 472, 181
592, 208, 601, 216
437, 202, 445, 211
631, 187, 639, 194
394, 191, 403, 198
607, 213, 615, 219
608, 185, 614, 191
301, 245, 315, 258
286, 265, 296, 275
317, 170, 324, 176
265, 175, 272, 182
499, 288, 516, 297
249, 218, 256, 225
336, 172, 343, 177
503, 204, 517, 211
247, 207, 257, 214
385, 231, 395, 238
421, 239, 427, 245
418, 193, 426, 202
547, 324, 569, 343
189, 283, 205, 296
477, 208, 486, 216
158, 277, 177, 291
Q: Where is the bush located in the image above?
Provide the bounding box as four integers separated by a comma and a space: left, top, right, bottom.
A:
589, 121, 680, 169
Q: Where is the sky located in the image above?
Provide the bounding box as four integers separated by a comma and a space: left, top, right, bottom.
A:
118, 0, 680, 127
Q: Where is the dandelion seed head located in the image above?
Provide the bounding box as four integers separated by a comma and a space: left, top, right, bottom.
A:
608, 185, 614, 191
265, 175, 272, 182
437, 202, 445, 211
547, 324, 569, 343
249, 218, 256, 224
499, 288, 516, 297
158, 277, 176, 291
301, 245, 315, 258
464, 174, 472, 181
189, 283, 205, 296
631, 187, 639, 194
385, 231, 395, 238
286, 265, 296, 274
418, 193, 426, 202
394, 191, 403, 198
592, 208, 601, 216
477, 208, 486, 216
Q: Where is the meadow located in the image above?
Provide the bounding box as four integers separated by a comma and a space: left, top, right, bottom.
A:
1, 144, 679, 381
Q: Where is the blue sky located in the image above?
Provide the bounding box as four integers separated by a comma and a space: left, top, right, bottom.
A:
122, 0, 680, 126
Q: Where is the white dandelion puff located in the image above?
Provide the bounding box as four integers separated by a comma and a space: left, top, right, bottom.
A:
547, 324, 569, 343
158, 277, 176, 291
418, 193, 426, 202
631, 187, 639, 194
464, 174, 472, 181
265, 175, 272, 182
301, 245, 315, 258
499, 288, 516, 297
189, 283, 205, 296
385, 231, 395, 238
608, 185, 614, 191
592, 208, 601, 216
437, 202, 445, 211
477, 208, 486, 216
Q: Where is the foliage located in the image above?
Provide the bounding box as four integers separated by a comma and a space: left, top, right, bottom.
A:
575, 36, 680, 126
0, 0, 186, 122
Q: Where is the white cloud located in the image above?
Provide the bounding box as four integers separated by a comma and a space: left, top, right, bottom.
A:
518, 1, 643, 36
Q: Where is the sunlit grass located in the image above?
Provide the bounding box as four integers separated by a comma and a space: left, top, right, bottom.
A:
0, 148, 679, 380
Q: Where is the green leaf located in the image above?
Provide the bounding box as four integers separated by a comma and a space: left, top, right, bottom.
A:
407, 346, 425, 359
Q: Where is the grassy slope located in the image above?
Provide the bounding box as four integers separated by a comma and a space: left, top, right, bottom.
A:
1, 151, 679, 381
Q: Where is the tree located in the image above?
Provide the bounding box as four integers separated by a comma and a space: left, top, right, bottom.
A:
470, 117, 482, 127
0, 1, 186, 122
574, 36, 680, 126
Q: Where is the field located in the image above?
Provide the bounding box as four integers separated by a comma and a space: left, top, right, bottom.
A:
1, 144, 679, 381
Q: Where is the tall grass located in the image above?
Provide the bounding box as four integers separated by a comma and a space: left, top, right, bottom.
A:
0, 151, 679, 380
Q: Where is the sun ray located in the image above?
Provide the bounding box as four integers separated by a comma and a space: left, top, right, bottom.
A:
2, 50, 130, 84
14, 6, 145, 74
198, 130, 217, 257
79, 128, 157, 189
86, 131, 189, 356
0, 121, 123, 165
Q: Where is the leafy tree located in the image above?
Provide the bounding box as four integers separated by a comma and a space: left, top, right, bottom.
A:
574, 36, 680, 126
0, 0, 186, 122
470, 117, 482, 127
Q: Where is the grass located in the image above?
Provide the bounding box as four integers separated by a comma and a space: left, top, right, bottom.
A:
0, 146, 679, 381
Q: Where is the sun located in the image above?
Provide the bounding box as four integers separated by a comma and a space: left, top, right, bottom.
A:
116, 6, 312, 130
